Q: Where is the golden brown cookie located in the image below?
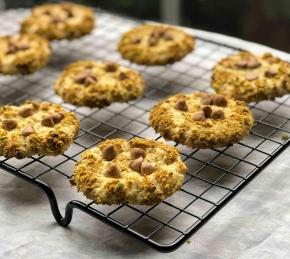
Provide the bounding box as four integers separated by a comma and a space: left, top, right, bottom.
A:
21, 2, 94, 40
72, 138, 187, 205
54, 60, 145, 108
0, 100, 80, 159
118, 24, 195, 65
149, 92, 254, 149
0, 34, 51, 74
212, 51, 290, 103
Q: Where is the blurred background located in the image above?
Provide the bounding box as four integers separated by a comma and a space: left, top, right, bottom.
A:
1, 0, 289, 52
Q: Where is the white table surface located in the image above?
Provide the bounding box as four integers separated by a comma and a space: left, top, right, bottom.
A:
0, 10, 290, 259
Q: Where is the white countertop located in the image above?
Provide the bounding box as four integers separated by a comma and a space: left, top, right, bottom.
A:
0, 9, 290, 259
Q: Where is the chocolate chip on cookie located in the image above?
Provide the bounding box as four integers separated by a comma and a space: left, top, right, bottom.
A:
148, 36, 158, 46
2, 119, 17, 131
174, 99, 188, 111
211, 109, 225, 120
74, 69, 97, 86
192, 110, 206, 121
131, 38, 141, 44
141, 161, 155, 176
130, 157, 143, 172
213, 95, 227, 107
105, 63, 117, 72
41, 115, 54, 127
235, 60, 248, 69
21, 125, 35, 136
119, 72, 128, 81
18, 105, 34, 118
235, 58, 260, 69
245, 71, 259, 81
163, 32, 173, 41
52, 112, 64, 124
106, 164, 120, 178
74, 69, 91, 84
102, 144, 117, 161
247, 59, 261, 69
201, 94, 214, 105
265, 68, 278, 78
202, 106, 212, 118
131, 148, 145, 160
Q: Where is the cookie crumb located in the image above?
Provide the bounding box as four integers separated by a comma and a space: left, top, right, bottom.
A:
281, 132, 289, 141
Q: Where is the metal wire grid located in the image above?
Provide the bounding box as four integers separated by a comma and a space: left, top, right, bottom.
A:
0, 9, 290, 252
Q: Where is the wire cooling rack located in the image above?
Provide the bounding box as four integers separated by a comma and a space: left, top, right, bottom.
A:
0, 9, 290, 253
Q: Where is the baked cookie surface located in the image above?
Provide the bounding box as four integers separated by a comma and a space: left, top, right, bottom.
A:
21, 2, 94, 40
118, 24, 195, 65
0, 34, 51, 75
149, 92, 254, 149
72, 138, 187, 205
54, 60, 145, 108
212, 52, 290, 103
0, 101, 80, 159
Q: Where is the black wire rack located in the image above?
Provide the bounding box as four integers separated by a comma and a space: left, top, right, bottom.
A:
0, 9, 290, 253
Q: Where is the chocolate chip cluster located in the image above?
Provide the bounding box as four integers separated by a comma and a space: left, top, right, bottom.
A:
174, 94, 227, 121
1, 103, 65, 137
235, 56, 279, 81
102, 144, 156, 178
74, 69, 97, 86
43, 7, 74, 23
74, 64, 129, 86
148, 29, 174, 47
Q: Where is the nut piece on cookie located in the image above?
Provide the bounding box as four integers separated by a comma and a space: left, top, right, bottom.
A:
54, 60, 145, 108
0, 34, 51, 75
212, 51, 290, 103
72, 138, 187, 205
0, 100, 80, 158
149, 92, 254, 149
21, 2, 95, 40
118, 24, 195, 65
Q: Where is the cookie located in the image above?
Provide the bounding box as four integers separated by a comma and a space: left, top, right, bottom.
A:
212, 51, 290, 103
0, 34, 51, 74
21, 2, 94, 40
118, 24, 195, 65
149, 92, 254, 149
0, 100, 80, 159
72, 138, 187, 205
54, 60, 145, 108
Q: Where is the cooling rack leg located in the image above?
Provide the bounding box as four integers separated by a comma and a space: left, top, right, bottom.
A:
0, 164, 74, 226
